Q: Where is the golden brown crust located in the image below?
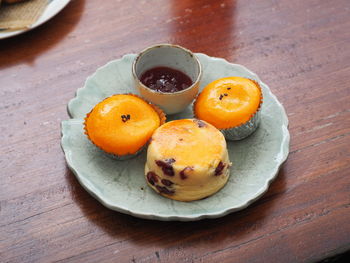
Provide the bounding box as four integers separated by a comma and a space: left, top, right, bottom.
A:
4, 0, 29, 4
125, 93, 167, 126
84, 93, 166, 157
193, 77, 263, 130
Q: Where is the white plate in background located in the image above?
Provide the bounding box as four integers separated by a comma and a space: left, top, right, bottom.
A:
0, 0, 71, 39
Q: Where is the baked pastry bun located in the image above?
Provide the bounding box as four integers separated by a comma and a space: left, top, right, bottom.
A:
145, 119, 231, 201
84, 94, 166, 159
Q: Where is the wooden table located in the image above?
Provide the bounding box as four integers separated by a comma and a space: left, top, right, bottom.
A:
1, 0, 349, 262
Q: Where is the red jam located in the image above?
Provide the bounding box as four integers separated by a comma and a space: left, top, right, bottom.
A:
140, 66, 193, 93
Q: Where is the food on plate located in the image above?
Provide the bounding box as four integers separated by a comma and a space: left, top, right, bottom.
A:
3, 0, 29, 3
194, 76, 263, 140
0, 0, 48, 33
84, 94, 166, 159
145, 119, 231, 201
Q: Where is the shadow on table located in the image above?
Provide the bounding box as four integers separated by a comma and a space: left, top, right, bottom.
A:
65, 164, 287, 248
0, 0, 85, 69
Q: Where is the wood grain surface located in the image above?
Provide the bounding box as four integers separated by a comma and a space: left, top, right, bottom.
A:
1, 0, 349, 262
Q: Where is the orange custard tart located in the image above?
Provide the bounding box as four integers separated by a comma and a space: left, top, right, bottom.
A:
145, 119, 231, 201
84, 94, 166, 159
194, 77, 263, 140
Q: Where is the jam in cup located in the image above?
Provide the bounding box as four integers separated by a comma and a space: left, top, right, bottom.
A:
132, 44, 202, 114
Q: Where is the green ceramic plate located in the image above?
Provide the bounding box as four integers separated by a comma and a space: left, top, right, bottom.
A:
62, 53, 289, 221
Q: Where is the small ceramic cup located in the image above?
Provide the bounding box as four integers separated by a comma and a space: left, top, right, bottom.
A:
132, 44, 202, 114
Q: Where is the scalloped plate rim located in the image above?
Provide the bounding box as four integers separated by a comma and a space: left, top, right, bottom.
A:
62, 53, 290, 221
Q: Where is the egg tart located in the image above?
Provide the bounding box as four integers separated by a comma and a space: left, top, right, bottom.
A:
84, 94, 166, 159
145, 119, 231, 201
194, 77, 263, 140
